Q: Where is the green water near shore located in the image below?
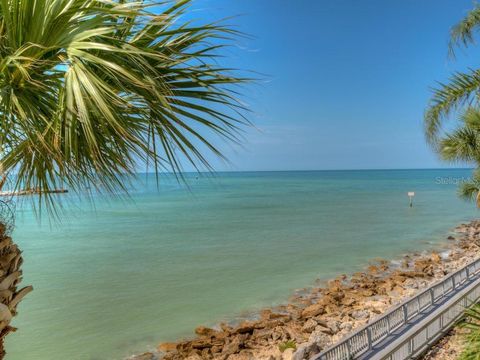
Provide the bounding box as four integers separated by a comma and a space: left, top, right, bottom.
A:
5, 169, 478, 359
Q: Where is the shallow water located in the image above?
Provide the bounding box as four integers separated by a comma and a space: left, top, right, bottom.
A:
5, 169, 478, 359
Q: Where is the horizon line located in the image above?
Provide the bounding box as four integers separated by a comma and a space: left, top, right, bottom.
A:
139, 167, 475, 174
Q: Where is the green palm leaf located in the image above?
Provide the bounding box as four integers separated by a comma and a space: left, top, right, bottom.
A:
425, 70, 480, 143
439, 108, 480, 162
425, 3, 480, 143
437, 108, 480, 208
458, 177, 480, 208
0, 0, 251, 214
449, 4, 480, 56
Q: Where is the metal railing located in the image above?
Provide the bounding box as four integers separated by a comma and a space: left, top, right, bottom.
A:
312, 257, 480, 360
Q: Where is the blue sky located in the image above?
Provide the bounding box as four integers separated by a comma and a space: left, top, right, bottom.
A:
181, 0, 480, 171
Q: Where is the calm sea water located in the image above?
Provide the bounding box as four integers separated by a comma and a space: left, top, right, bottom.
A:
5, 169, 478, 360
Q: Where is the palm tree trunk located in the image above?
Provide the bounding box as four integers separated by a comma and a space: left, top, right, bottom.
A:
0, 222, 32, 359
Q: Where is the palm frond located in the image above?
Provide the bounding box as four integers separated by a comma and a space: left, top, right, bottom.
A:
424, 69, 480, 143
458, 180, 480, 207
463, 107, 480, 130
0, 0, 252, 215
439, 128, 480, 162
457, 168, 480, 207
439, 108, 480, 162
449, 4, 480, 57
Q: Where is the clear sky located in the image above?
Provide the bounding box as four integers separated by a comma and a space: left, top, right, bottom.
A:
181, 0, 480, 171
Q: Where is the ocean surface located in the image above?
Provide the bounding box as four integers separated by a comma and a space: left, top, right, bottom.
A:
4, 169, 479, 360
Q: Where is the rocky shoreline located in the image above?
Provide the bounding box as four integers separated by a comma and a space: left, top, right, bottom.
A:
132, 220, 480, 360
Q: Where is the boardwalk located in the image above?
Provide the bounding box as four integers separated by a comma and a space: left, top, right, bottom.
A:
312, 257, 480, 360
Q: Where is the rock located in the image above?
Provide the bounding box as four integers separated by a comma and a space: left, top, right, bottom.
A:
315, 318, 329, 328
220, 322, 233, 332
260, 309, 284, 320
448, 235, 455, 240
234, 321, 257, 334
341, 297, 356, 306
326, 320, 340, 334
364, 299, 389, 313
255, 317, 285, 330
157, 342, 177, 352
403, 279, 420, 289
222, 336, 242, 356
413, 258, 435, 273
301, 318, 317, 333
292, 344, 313, 360
339, 321, 353, 332
201, 348, 211, 358
330, 291, 345, 301
253, 327, 273, 339
301, 303, 325, 318
195, 326, 217, 336
398, 271, 425, 279
313, 324, 332, 335
391, 285, 405, 295
358, 289, 375, 297
292, 331, 329, 359
378, 260, 390, 271
131, 353, 155, 360
351, 272, 367, 282
351, 310, 369, 320
226, 352, 254, 360
191, 338, 213, 349
285, 304, 302, 319
283, 323, 305, 343
431, 252, 442, 263
323, 304, 338, 314
185, 355, 202, 360
272, 326, 284, 341
211, 345, 222, 354
260, 309, 274, 320
282, 348, 295, 360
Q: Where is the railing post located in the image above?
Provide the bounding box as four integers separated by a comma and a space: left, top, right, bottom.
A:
403, 304, 408, 323
452, 276, 455, 290
467, 267, 470, 279
430, 289, 435, 305
367, 328, 372, 349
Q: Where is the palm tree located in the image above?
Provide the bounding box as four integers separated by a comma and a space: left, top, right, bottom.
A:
425, 4, 480, 143
424, 4, 480, 207
0, 0, 249, 358
438, 108, 480, 207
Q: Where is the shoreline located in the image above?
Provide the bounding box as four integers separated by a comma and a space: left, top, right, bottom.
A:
132, 219, 480, 360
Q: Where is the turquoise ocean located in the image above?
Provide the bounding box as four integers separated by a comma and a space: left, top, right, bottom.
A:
5, 169, 479, 360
